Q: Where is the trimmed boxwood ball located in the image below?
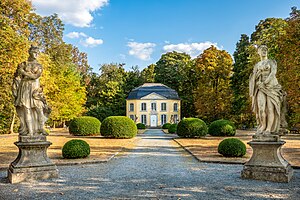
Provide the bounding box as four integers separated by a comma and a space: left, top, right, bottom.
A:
208, 119, 236, 136
218, 138, 246, 157
101, 116, 137, 138
168, 124, 177, 134
177, 118, 208, 138
162, 123, 171, 129
62, 139, 90, 159
69, 116, 101, 136
136, 123, 146, 129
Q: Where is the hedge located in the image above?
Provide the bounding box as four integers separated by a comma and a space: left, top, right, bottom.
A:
136, 123, 146, 129
177, 118, 208, 138
62, 139, 90, 159
168, 124, 177, 134
100, 116, 137, 138
162, 123, 171, 129
218, 138, 246, 157
208, 119, 236, 136
69, 116, 101, 136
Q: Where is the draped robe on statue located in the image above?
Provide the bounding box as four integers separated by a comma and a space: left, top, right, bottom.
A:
249, 59, 283, 133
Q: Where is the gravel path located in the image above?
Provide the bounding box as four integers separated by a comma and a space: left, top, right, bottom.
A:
0, 129, 299, 200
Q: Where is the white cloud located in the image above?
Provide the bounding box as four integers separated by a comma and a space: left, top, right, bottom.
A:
66, 32, 87, 39
163, 41, 219, 58
66, 32, 103, 47
127, 42, 156, 61
81, 37, 103, 47
32, 0, 109, 27
119, 54, 126, 60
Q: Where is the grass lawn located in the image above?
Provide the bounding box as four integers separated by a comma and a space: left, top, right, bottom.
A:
0, 128, 139, 170
174, 130, 300, 167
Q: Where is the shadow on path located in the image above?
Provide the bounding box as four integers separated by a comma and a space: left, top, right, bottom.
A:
0, 129, 299, 200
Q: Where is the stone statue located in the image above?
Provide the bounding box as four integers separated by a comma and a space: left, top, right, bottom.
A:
12, 45, 50, 136
242, 45, 292, 183
249, 45, 287, 138
8, 45, 58, 184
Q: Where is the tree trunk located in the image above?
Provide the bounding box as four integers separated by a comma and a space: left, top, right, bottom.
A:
10, 113, 16, 134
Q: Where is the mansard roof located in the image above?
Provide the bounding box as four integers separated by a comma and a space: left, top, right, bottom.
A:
127, 83, 180, 100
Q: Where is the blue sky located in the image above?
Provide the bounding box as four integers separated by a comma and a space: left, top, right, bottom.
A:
32, 0, 299, 72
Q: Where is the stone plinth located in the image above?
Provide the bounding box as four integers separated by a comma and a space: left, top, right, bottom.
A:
8, 140, 58, 184
241, 141, 293, 183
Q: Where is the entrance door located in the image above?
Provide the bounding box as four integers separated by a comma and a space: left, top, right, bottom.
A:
150, 115, 157, 127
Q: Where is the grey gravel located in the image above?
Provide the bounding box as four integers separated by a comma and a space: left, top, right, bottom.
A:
0, 129, 299, 200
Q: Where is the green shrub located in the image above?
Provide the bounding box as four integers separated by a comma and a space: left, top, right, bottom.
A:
162, 123, 171, 129
177, 118, 208, 138
62, 139, 90, 159
101, 116, 137, 138
69, 116, 101, 136
136, 123, 146, 129
218, 138, 246, 157
208, 119, 236, 136
168, 124, 177, 134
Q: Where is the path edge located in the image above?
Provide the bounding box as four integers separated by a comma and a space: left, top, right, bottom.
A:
173, 138, 300, 169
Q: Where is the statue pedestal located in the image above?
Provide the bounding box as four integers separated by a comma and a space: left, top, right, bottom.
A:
241, 140, 293, 183
8, 139, 59, 184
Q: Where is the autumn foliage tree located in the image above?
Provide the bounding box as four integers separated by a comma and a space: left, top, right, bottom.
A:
29, 14, 87, 126
245, 8, 299, 127
0, 0, 32, 133
194, 46, 233, 122
250, 18, 287, 59
276, 7, 300, 126
0, 3, 87, 132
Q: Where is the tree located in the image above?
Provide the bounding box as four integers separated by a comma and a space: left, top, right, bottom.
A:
276, 7, 300, 126
123, 66, 143, 95
29, 14, 88, 126
37, 43, 87, 126
97, 63, 127, 108
154, 51, 197, 117
251, 18, 287, 59
85, 72, 101, 108
71, 46, 91, 86
86, 63, 128, 121
154, 51, 191, 92
0, 0, 32, 133
178, 59, 198, 117
194, 46, 233, 122
231, 34, 255, 127
29, 14, 64, 52
141, 64, 155, 83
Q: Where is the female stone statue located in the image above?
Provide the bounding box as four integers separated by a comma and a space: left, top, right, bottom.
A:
249, 45, 286, 136
12, 45, 50, 136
